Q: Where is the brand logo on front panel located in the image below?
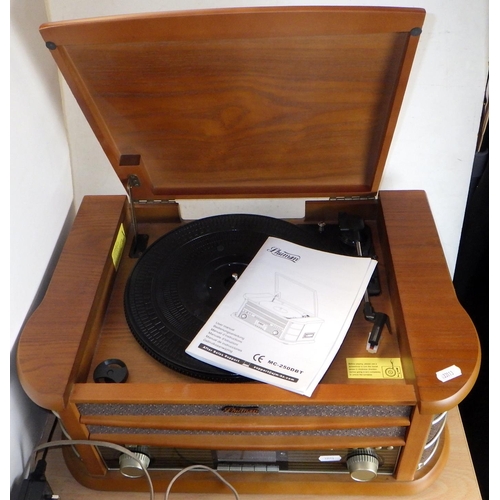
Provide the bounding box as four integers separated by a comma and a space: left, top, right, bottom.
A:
221, 405, 260, 414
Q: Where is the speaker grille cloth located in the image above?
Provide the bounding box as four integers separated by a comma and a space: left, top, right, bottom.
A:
87, 425, 406, 437
78, 403, 412, 418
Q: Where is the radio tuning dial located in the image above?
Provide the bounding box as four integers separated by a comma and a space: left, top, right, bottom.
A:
346, 449, 380, 482
119, 450, 150, 478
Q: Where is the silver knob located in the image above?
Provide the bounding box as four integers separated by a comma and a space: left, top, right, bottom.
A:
119, 451, 150, 478
346, 449, 379, 482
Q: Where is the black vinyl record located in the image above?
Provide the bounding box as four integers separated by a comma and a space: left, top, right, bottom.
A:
124, 213, 318, 382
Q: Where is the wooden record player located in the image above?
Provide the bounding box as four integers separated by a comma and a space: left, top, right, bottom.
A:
17, 6, 480, 496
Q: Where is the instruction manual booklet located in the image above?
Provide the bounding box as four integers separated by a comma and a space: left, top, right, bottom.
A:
185, 236, 377, 397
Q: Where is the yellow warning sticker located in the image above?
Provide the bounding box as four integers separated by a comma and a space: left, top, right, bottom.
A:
111, 223, 126, 270
346, 358, 404, 379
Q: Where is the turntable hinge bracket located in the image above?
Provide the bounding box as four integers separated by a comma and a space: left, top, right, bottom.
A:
126, 175, 149, 258
329, 195, 377, 202
136, 199, 177, 205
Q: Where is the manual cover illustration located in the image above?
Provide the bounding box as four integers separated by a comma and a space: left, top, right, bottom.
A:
234, 273, 323, 344
186, 236, 377, 397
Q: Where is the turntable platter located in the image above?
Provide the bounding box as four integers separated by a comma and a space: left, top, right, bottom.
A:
124, 214, 318, 381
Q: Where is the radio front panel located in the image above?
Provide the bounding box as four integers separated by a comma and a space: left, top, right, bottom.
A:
97, 446, 402, 475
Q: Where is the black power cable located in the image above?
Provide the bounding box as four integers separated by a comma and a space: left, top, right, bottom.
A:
17, 417, 59, 500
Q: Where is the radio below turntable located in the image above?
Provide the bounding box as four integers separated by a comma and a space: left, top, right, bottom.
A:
17, 6, 480, 496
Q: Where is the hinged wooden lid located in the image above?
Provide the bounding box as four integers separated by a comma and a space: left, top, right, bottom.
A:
40, 7, 425, 200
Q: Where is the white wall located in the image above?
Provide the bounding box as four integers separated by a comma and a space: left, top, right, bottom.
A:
10, 0, 488, 492
10, 0, 74, 491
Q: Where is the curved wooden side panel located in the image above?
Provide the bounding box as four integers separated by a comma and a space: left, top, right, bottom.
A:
378, 190, 481, 414
16, 195, 129, 411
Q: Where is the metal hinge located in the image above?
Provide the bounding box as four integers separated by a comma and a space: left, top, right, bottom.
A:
329, 195, 377, 202
126, 175, 178, 257
126, 175, 149, 258
136, 199, 177, 205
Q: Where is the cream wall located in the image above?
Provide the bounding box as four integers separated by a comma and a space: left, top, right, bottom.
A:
10, 0, 488, 492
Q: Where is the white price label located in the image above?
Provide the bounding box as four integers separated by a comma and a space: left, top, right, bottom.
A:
436, 365, 462, 382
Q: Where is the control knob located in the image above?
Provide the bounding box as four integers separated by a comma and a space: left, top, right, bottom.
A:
346, 448, 380, 482
119, 449, 150, 478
